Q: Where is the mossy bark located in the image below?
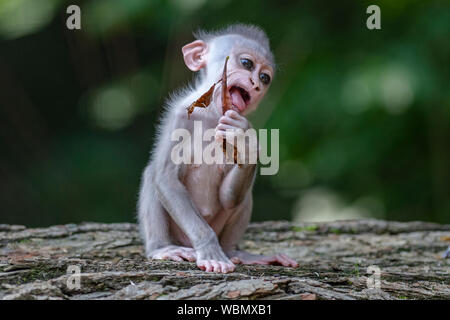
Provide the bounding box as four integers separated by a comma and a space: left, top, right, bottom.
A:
0, 220, 449, 300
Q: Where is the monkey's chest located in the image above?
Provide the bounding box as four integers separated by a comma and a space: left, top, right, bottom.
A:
182, 163, 228, 220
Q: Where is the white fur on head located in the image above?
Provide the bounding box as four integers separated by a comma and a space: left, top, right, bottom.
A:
193, 23, 275, 69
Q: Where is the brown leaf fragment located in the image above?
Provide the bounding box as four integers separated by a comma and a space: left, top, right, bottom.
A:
222, 141, 241, 168
221, 56, 232, 113
220, 56, 240, 166
221, 56, 232, 160
186, 83, 216, 119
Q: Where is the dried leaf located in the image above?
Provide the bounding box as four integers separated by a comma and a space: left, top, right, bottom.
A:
220, 56, 240, 166
186, 56, 241, 167
186, 83, 216, 119
221, 56, 232, 113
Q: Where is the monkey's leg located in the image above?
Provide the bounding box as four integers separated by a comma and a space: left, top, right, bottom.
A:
220, 194, 299, 268
153, 165, 235, 273
138, 165, 196, 262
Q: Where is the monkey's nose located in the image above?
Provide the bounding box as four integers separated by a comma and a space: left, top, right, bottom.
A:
249, 78, 260, 91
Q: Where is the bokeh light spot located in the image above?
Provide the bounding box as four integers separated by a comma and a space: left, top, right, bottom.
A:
379, 67, 414, 114
0, 0, 58, 39
90, 87, 136, 130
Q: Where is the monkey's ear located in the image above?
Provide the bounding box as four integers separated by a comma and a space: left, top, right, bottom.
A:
182, 40, 207, 71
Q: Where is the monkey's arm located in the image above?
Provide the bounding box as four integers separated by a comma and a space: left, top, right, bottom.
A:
216, 110, 258, 208
154, 162, 214, 248
151, 116, 235, 272
219, 164, 256, 209
154, 159, 235, 272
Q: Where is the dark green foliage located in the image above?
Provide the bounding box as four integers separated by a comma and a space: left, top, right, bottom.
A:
0, 0, 448, 226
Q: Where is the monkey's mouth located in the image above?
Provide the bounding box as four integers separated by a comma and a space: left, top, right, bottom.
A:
229, 86, 251, 112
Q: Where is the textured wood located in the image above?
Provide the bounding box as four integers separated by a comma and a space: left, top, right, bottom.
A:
0, 219, 449, 300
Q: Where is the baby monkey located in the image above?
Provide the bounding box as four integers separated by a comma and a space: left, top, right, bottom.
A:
138, 24, 298, 273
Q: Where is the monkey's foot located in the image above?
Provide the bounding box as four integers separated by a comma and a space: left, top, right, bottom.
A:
229, 250, 299, 268
149, 245, 196, 262
196, 245, 235, 273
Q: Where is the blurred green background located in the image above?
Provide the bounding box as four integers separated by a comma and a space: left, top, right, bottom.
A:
0, 0, 449, 227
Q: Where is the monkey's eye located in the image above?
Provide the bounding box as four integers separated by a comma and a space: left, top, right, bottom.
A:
240, 58, 254, 70
259, 73, 271, 85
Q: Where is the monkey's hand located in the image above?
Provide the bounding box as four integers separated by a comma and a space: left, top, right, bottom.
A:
228, 250, 299, 268
195, 237, 236, 273
215, 110, 250, 141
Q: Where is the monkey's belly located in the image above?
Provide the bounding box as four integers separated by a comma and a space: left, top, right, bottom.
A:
183, 163, 226, 218
171, 163, 232, 246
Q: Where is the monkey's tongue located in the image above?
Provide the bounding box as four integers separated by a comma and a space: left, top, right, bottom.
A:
229, 88, 246, 112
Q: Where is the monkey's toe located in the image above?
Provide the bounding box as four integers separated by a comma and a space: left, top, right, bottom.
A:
230, 251, 299, 268
162, 254, 183, 262
150, 246, 197, 263
197, 260, 235, 273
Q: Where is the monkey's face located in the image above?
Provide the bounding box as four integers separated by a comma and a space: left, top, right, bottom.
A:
214, 46, 273, 116
182, 37, 274, 116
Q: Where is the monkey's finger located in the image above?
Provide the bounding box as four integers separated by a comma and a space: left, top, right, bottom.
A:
217, 123, 238, 131
215, 129, 233, 138
219, 120, 242, 131
225, 110, 242, 120
219, 115, 241, 127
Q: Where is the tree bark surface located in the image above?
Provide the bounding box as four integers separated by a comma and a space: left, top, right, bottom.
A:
0, 219, 449, 300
